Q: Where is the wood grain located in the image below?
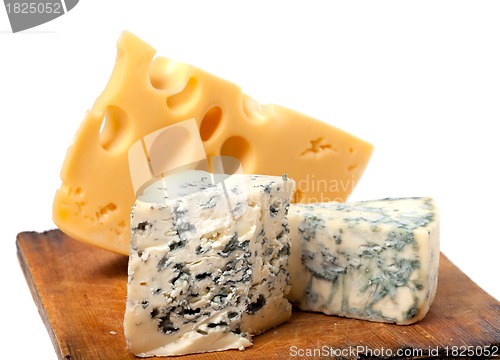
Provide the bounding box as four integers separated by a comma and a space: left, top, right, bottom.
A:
17, 230, 500, 359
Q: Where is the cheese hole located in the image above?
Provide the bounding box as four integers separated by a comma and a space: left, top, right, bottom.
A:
210, 156, 242, 176
220, 136, 255, 173
200, 106, 223, 141
242, 95, 270, 123
167, 77, 200, 113
148, 125, 206, 176
99, 106, 131, 153
292, 189, 303, 203
150, 56, 190, 92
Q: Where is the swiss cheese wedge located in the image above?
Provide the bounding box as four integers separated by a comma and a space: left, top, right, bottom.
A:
53, 31, 373, 255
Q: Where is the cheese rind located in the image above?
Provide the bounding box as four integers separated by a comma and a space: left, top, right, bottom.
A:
124, 171, 295, 356
287, 197, 439, 325
52, 31, 373, 255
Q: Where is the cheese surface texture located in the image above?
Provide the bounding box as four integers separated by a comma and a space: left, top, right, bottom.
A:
124, 170, 295, 356
52, 31, 373, 255
287, 197, 439, 324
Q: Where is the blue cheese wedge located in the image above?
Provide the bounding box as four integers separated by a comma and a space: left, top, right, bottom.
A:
287, 197, 439, 325
124, 170, 295, 357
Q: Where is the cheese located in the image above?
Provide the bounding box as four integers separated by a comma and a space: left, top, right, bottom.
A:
287, 197, 439, 325
52, 31, 373, 255
124, 170, 295, 356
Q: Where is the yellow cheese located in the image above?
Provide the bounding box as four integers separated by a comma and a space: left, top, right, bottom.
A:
53, 31, 373, 255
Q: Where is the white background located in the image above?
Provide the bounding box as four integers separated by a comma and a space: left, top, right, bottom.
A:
1, 1, 499, 358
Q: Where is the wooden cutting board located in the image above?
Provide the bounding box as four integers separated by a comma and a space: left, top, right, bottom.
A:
17, 230, 500, 360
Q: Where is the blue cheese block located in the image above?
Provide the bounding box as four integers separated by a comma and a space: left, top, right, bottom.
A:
287, 197, 439, 325
124, 170, 295, 357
